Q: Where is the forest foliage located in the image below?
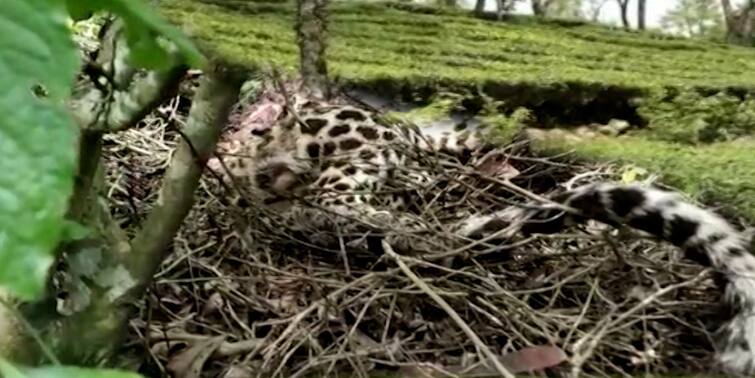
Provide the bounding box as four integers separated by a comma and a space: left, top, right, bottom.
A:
0, 0, 204, 376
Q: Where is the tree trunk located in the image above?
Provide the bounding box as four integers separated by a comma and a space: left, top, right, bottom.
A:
495, 0, 505, 20
617, 0, 630, 28
474, 0, 486, 14
296, 0, 330, 99
588, 0, 608, 21
721, 0, 735, 30
722, 0, 755, 45
532, 0, 559, 17
637, 0, 646, 29
532, 0, 545, 16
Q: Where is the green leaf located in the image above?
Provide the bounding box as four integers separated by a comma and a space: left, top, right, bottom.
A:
0, 358, 25, 378
24, 367, 143, 378
121, 21, 174, 71
64, 0, 97, 21
0, 0, 80, 299
64, 0, 206, 69
111, 0, 206, 68
0, 359, 143, 378
60, 220, 92, 242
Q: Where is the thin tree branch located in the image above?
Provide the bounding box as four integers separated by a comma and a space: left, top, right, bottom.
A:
70, 19, 187, 133
127, 61, 245, 286
382, 241, 516, 378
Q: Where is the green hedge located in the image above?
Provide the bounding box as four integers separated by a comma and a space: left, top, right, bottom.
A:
157, 0, 755, 90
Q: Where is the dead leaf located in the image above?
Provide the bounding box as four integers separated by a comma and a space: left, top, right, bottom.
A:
166, 335, 226, 378
237, 102, 282, 136
222, 365, 254, 378
200, 292, 225, 317
429, 345, 567, 377
475, 152, 520, 179
499, 345, 568, 373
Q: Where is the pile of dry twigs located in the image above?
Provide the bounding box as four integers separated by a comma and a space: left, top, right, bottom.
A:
108, 78, 726, 378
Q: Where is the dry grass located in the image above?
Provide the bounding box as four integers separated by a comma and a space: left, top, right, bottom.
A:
109, 80, 726, 378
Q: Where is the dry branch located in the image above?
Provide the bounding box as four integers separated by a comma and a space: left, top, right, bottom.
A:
383, 241, 515, 378
128, 62, 245, 285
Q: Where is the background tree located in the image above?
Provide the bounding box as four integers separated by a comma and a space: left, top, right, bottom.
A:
496, 0, 505, 18
475, 0, 486, 13
531, 0, 553, 16
468, 0, 520, 17
661, 0, 725, 38
585, 0, 609, 21
548, 0, 583, 18
529, 0, 582, 18
721, 0, 755, 45
616, 0, 630, 28
638, 0, 647, 29
296, 0, 330, 99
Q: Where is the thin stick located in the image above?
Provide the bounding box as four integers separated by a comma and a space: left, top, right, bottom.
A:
261, 270, 391, 366
382, 241, 516, 378
569, 269, 710, 377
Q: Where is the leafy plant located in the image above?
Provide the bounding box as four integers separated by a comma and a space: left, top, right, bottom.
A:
65, 0, 205, 69
0, 0, 81, 301
0, 0, 205, 376
476, 92, 532, 143
0, 0, 202, 305
394, 91, 467, 122
638, 88, 755, 144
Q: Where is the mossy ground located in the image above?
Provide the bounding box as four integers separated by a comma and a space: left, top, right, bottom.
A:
157, 0, 755, 221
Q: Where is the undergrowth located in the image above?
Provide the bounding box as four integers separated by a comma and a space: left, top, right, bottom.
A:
637, 88, 755, 144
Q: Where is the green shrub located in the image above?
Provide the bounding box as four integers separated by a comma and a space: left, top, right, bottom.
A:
638, 88, 755, 144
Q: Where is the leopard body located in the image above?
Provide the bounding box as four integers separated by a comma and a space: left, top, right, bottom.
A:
208, 96, 755, 376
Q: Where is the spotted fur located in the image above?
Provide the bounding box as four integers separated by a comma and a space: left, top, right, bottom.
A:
209, 97, 494, 235
208, 97, 755, 375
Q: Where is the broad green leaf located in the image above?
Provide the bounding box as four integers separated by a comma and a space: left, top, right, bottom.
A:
64, 0, 206, 69
0, 358, 25, 378
110, 0, 206, 69
64, 0, 96, 21
0, 359, 143, 378
122, 21, 174, 70
24, 367, 143, 378
0, 0, 80, 299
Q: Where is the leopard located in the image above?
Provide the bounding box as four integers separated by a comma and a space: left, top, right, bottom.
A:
207, 94, 755, 376
209, 94, 516, 250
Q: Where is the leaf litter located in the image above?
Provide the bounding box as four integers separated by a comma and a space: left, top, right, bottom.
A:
107, 76, 731, 377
